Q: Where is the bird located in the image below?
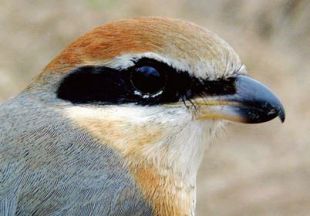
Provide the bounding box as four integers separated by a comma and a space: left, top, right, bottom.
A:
0, 17, 285, 216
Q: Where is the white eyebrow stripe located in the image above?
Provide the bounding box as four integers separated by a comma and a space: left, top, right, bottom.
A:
105, 52, 190, 72
103, 52, 244, 80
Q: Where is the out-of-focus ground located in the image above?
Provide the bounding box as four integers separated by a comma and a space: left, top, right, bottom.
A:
0, 0, 309, 215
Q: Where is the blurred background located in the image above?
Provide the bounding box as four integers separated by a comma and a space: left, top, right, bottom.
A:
0, 0, 309, 215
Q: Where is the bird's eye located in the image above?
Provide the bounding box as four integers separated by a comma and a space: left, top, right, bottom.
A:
130, 66, 166, 95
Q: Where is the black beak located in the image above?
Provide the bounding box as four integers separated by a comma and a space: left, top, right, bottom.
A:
194, 75, 285, 124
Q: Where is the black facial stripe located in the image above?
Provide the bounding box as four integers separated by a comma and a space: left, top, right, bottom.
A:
57, 58, 236, 105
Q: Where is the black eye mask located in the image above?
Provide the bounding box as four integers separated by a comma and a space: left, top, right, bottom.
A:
56, 58, 236, 105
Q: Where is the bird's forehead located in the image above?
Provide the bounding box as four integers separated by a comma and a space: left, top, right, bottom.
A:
43, 17, 243, 79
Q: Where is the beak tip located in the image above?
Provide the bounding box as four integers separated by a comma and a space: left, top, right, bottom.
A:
273, 101, 285, 123
268, 104, 285, 123
278, 109, 286, 123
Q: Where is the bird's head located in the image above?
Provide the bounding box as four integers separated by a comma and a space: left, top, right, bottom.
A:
26, 17, 285, 197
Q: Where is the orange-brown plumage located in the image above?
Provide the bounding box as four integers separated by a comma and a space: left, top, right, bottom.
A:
41, 17, 239, 78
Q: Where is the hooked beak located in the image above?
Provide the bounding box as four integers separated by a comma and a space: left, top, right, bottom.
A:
194, 75, 285, 123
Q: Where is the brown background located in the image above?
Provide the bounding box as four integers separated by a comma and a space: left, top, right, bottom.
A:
0, 0, 309, 215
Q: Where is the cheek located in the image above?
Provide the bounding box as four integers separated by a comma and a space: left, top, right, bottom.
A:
71, 117, 166, 156
63, 106, 187, 155
63, 106, 194, 157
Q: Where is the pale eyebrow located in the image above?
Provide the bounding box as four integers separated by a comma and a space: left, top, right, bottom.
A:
105, 52, 242, 80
